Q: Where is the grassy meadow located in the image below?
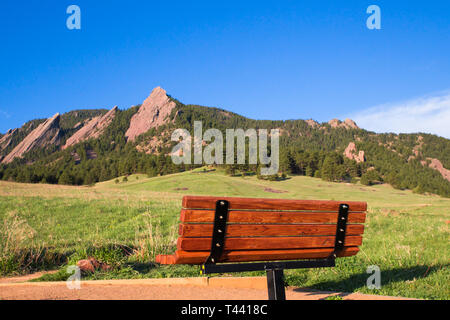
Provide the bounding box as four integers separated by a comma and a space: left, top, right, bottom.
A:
0, 168, 449, 299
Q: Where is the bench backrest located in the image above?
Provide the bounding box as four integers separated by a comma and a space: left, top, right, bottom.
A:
156, 195, 367, 265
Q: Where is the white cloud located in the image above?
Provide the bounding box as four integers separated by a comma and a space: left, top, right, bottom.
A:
349, 91, 450, 139
0, 110, 11, 119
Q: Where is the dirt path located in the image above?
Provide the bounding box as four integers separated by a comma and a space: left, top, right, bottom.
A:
0, 277, 417, 300
0, 271, 58, 284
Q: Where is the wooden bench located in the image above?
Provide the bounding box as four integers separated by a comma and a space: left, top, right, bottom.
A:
156, 195, 367, 300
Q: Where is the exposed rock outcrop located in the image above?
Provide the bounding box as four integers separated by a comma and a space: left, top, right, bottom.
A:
0, 129, 17, 152
125, 87, 176, 142
328, 119, 341, 128
63, 106, 118, 150
408, 135, 424, 162
328, 119, 359, 129
136, 136, 165, 155
407, 135, 450, 181
343, 118, 359, 129
305, 119, 319, 128
426, 158, 450, 182
2, 113, 61, 164
344, 142, 365, 163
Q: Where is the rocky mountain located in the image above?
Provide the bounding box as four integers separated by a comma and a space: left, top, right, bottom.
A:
63, 106, 118, 149
0, 86, 449, 197
125, 87, 176, 142
2, 113, 61, 164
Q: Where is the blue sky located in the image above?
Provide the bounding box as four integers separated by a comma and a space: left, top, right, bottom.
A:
1, 0, 449, 137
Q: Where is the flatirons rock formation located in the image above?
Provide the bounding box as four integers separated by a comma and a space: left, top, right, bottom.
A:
2, 113, 61, 164
125, 87, 176, 142
0, 128, 17, 152
0, 85, 448, 198
63, 106, 118, 150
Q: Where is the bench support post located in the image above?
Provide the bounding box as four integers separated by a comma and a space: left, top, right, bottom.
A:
329, 203, 349, 259
205, 200, 229, 264
266, 269, 286, 300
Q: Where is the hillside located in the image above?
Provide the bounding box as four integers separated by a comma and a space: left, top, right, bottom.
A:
0, 87, 449, 197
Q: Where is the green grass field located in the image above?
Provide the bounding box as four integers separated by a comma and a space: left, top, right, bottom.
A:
0, 168, 449, 299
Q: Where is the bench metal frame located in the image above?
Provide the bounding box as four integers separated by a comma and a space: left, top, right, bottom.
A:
200, 200, 350, 300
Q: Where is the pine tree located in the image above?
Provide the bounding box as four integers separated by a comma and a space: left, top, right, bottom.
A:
58, 171, 73, 185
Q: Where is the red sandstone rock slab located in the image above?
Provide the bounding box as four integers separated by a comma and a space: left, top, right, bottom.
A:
125, 87, 176, 142
2, 113, 61, 164
63, 106, 118, 150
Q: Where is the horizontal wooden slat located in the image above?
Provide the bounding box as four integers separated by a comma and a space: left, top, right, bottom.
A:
182, 196, 367, 212
155, 254, 176, 264
177, 236, 362, 251
156, 247, 360, 265
179, 224, 365, 237
180, 209, 366, 224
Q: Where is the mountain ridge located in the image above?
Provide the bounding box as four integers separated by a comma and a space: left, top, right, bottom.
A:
1, 86, 449, 197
